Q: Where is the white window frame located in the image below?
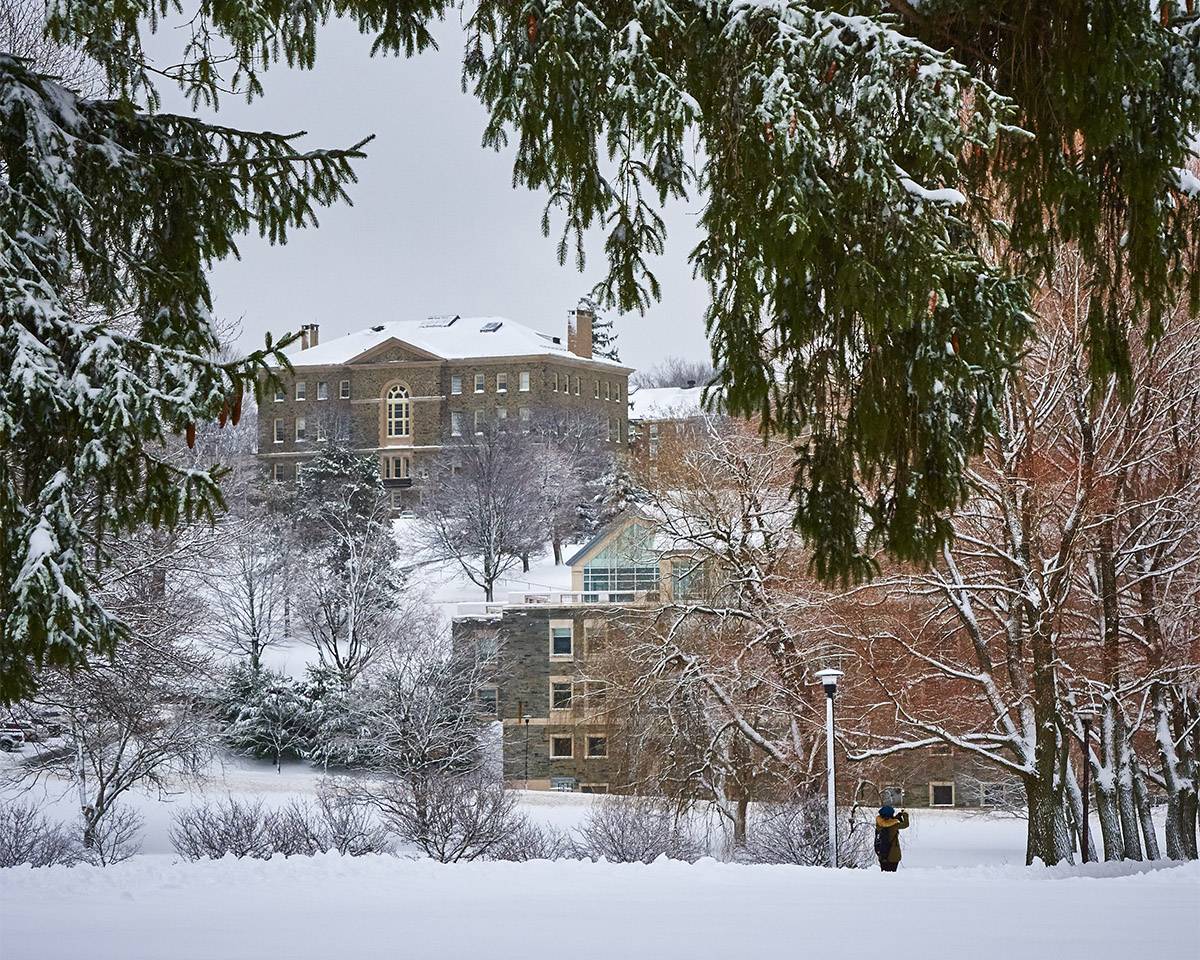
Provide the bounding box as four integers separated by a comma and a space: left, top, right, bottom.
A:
550, 680, 573, 711
604, 380, 610, 401
295, 417, 307, 442
451, 374, 463, 395
496, 372, 508, 394
450, 411, 463, 437
315, 419, 327, 442
553, 372, 559, 392
295, 381, 306, 401
519, 371, 531, 392
549, 735, 574, 760
274, 386, 285, 403
573, 376, 580, 396
474, 372, 485, 394
474, 410, 485, 435
385, 384, 412, 438
496, 407, 508, 428
272, 462, 286, 482
929, 781, 956, 807
339, 379, 351, 400
317, 381, 329, 401
585, 735, 608, 759
594, 379, 600, 399
549, 620, 574, 659
477, 686, 498, 716
273, 418, 285, 444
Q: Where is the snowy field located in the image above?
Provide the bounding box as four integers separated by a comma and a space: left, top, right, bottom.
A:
2, 760, 1197, 960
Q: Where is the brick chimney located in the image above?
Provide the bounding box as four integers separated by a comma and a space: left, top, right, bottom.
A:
568, 306, 593, 359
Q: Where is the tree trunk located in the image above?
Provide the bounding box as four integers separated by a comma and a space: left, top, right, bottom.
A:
553, 539, 563, 566
1094, 780, 1124, 861
1132, 763, 1160, 860
733, 797, 749, 848
521, 553, 530, 573
1025, 773, 1072, 866
1115, 719, 1144, 861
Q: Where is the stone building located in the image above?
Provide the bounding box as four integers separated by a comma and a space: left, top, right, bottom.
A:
257, 307, 633, 504
454, 511, 1021, 806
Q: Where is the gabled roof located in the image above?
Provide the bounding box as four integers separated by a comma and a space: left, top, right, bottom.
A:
282, 316, 631, 369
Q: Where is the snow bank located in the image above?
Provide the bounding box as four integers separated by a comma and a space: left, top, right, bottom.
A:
1, 853, 1193, 960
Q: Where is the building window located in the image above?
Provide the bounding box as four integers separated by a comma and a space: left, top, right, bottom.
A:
476, 632, 498, 662
580, 784, 609, 795
386, 384, 411, 438
451, 374, 462, 395
474, 410, 485, 435
594, 379, 600, 399
882, 785, 905, 806
648, 423, 660, 459
339, 379, 350, 399
586, 681, 608, 705
586, 735, 608, 759
553, 372, 559, 392
604, 380, 611, 401
573, 376, 580, 396
931, 743, 952, 757
549, 735, 573, 759
451, 411, 463, 436
607, 418, 615, 443
519, 371, 530, 392
550, 623, 573, 658
477, 687, 498, 715
315, 419, 327, 442
295, 381, 307, 401
274, 386, 285, 402
474, 372, 485, 394
496, 372, 508, 394
551, 681, 573, 710
496, 407, 508, 429
614, 381, 621, 402
519, 407, 531, 431
383, 455, 410, 480
930, 782, 955, 807
273, 419, 285, 444
295, 417, 307, 442
272, 463, 286, 482
317, 381, 329, 400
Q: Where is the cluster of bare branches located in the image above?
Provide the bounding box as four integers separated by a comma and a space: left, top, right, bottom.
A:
836, 251, 1200, 864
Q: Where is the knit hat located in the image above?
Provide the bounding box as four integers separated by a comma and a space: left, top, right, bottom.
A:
879, 805, 896, 819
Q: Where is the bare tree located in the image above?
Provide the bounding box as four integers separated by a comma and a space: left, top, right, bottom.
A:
0, 800, 81, 868
9, 526, 217, 852
417, 424, 544, 600
212, 516, 292, 673
574, 795, 702, 863
632, 356, 718, 389
0, 0, 98, 92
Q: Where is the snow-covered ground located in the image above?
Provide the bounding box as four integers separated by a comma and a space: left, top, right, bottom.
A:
2, 760, 1197, 960
1, 837, 1193, 960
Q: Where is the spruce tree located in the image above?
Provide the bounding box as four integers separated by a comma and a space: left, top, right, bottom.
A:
4, 2, 1198, 702
581, 295, 620, 362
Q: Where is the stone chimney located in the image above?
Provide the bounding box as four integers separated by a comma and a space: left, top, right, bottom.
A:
298, 323, 320, 350
568, 306, 593, 359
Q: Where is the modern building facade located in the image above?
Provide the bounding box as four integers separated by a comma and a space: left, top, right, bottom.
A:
257, 307, 633, 503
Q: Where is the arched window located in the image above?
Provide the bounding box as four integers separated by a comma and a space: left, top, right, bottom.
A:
386, 384, 411, 438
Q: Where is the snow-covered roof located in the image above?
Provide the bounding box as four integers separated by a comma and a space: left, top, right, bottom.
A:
283, 316, 630, 369
628, 385, 711, 420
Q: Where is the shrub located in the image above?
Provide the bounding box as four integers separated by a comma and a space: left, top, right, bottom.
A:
486, 817, 577, 862
0, 801, 81, 868
170, 798, 277, 860
574, 796, 702, 864
360, 772, 520, 863
740, 796, 873, 868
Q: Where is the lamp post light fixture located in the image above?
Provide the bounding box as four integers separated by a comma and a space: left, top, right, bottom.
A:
814, 668, 845, 868
1077, 704, 1099, 863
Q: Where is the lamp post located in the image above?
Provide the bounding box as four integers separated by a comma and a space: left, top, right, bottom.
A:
1077, 704, 1098, 863
815, 668, 845, 868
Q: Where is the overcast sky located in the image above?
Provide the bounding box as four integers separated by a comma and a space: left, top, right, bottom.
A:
149, 16, 711, 375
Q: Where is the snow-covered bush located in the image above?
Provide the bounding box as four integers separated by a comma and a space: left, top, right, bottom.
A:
740, 798, 872, 869
219, 665, 317, 770
359, 773, 520, 863
574, 796, 702, 864
0, 801, 81, 868
485, 817, 577, 862
171, 798, 278, 861
170, 793, 391, 861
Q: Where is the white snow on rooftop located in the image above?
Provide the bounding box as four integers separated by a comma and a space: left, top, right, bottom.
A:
628, 385, 712, 420
283, 316, 628, 368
